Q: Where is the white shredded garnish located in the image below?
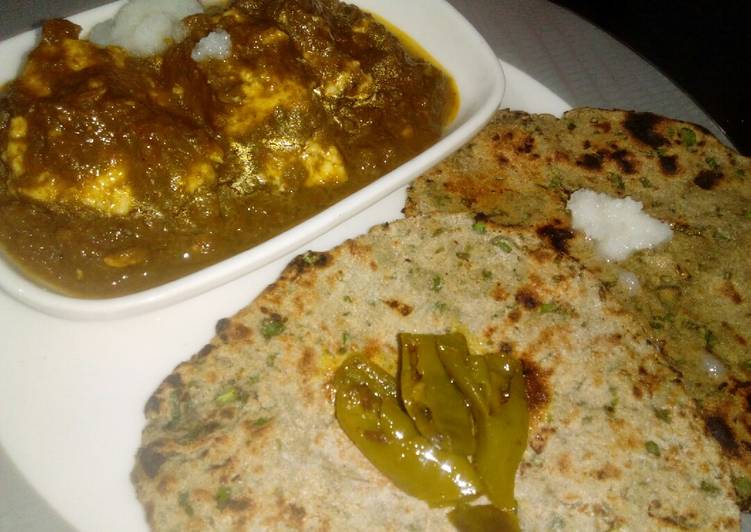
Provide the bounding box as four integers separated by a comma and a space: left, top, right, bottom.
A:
567, 189, 673, 261
88, 0, 203, 57
191, 29, 232, 62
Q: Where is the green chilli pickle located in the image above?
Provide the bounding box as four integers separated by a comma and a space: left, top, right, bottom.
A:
480, 354, 528, 511
398, 333, 476, 455
448, 504, 520, 532
436, 334, 528, 512
435, 333, 492, 412
333, 356, 481, 507
460, 353, 528, 511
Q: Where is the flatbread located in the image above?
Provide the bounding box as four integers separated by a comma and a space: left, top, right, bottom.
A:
132, 213, 738, 530
406, 108, 751, 506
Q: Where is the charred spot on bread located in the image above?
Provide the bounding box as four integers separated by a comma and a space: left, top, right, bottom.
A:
137, 445, 168, 479
576, 153, 603, 171
536, 223, 574, 254
694, 169, 724, 189
623, 111, 669, 149
705, 415, 739, 456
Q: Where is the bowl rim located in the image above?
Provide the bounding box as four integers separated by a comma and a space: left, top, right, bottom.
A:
0, 0, 505, 320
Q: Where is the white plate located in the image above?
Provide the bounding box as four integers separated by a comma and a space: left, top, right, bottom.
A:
0, 0, 504, 320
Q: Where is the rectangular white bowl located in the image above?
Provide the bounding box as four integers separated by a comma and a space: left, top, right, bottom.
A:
0, 0, 504, 320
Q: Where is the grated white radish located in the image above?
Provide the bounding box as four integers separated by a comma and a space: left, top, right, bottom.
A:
567, 188, 673, 261
191, 30, 231, 61
88, 0, 203, 57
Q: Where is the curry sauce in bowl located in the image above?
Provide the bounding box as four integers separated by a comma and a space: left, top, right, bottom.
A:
0, 0, 503, 318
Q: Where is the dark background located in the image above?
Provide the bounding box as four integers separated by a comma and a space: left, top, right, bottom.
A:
553, 0, 750, 155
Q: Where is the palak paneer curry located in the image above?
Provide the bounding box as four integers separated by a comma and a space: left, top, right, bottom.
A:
0, 0, 456, 297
